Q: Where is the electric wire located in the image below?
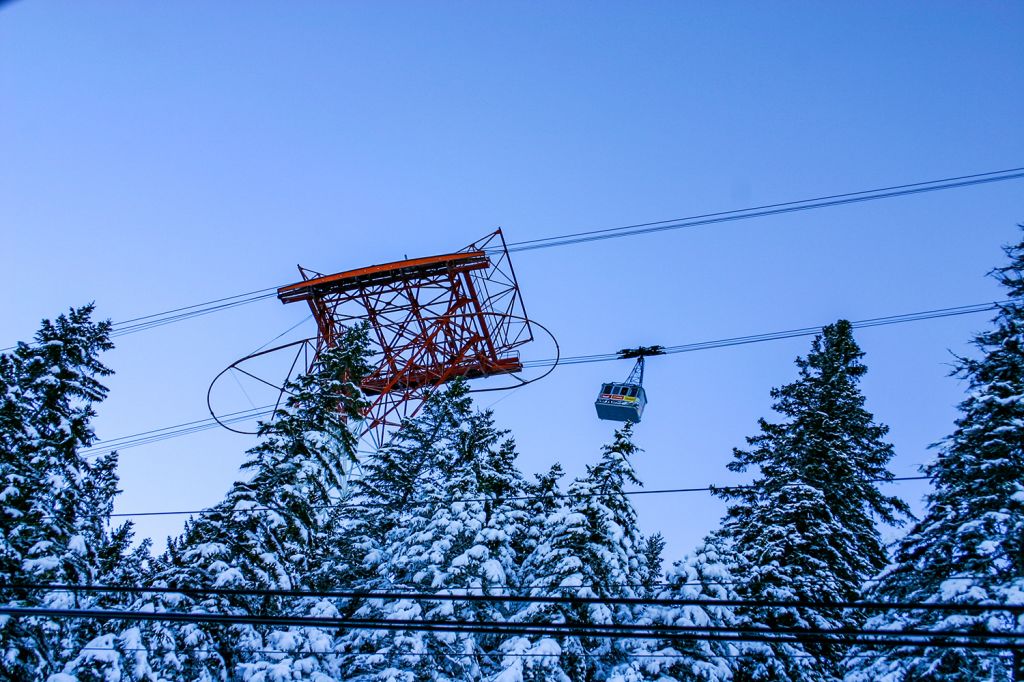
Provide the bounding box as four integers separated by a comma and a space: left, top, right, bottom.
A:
3, 607, 1021, 650
95, 476, 929, 520
61, 643, 1007, 659
59, 646, 1007, 661
4, 172, 1022, 659
8, 583, 1023, 654
8, 572, 992, 596
2, 606, 1021, 650
8, 582, 1024, 615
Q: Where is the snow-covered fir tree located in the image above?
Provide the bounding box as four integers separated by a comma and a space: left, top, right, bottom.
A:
846, 229, 1024, 682
49, 457, 155, 682
716, 320, 908, 682
509, 463, 565, 575
0, 305, 135, 682
56, 326, 372, 682
337, 380, 528, 681
497, 425, 651, 682
630, 531, 737, 682
638, 534, 665, 601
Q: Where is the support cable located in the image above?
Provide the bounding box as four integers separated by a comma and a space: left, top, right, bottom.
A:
502, 167, 1024, 253
80, 299, 1001, 459
94, 475, 928, 520
4, 167, 1019, 351
6, 582, 1024, 615
0, 606, 1021, 651
56, 646, 1010, 661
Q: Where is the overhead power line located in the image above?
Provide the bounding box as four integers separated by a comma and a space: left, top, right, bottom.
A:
9, 582, 1021, 615
18, 573, 990, 596
96, 475, 928, 520
2, 606, 1021, 651
62, 646, 1003, 661
81, 299, 1000, 460
502, 167, 1024, 252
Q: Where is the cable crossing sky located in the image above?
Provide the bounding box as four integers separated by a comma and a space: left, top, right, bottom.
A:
500, 166, 1024, 252
81, 298, 1003, 460
6, 166, 1017, 353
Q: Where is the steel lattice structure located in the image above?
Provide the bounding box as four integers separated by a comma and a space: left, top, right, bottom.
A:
275, 229, 533, 444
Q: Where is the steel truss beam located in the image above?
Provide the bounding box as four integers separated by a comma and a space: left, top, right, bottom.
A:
277, 230, 533, 445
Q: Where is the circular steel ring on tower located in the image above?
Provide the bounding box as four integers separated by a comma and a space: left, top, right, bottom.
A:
206, 337, 317, 435
206, 312, 559, 437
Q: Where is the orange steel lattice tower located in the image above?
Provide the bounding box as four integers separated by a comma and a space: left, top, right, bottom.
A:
276, 229, 532, 444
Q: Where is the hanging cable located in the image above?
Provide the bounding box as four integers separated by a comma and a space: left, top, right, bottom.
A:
1, 606, 1021, 651
8, 581, 1024, 614
0, 288, 278, 353
524, 301, 1003, 368
4, 167, 1019, 353
57, 646, 1003, 661
502, 167, 1024, 253
80, 299, 1000, 459
81, 475, 928, 519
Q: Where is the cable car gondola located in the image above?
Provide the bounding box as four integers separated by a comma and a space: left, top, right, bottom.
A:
594, 346, 663, 423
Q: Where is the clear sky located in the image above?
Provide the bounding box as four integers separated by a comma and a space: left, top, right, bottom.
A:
2, 2, 1022, 561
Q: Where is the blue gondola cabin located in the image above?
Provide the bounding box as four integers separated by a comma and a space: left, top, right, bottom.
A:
595, 382, 647, 423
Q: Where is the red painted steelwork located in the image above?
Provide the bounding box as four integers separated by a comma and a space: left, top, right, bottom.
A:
277, 251, 490, 303
276, 229, 533, 444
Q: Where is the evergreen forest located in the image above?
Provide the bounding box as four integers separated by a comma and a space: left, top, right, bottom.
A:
2, 228, 1023, 681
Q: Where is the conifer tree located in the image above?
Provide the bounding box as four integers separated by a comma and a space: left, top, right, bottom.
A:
638, 534, 665, 600
636, 532, 737, 682
337, 380, 528, 681
716, 320, 907, 682
497, 425, 649, 682
847, 229, 1024, 682
50, 459, 156, 682
0, 305, 124, 681
509, 463, 565, 572
56, 327, 373, 681
182, 328, 370, 680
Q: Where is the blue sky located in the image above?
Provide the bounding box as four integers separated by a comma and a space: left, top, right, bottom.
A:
2, 1, 1022, 560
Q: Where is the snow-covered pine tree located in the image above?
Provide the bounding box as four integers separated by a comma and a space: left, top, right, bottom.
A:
183, 328, 371, 681
846, 229, 1024, 682
0, 304, 125, 681
50, 522, 156, 682
716, 320, 908, 682
497, 425, 649, 682
56, 326, 373, 682
336, 380, 528, 681
637, 531, 737, 682
638, 534, 665, 601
